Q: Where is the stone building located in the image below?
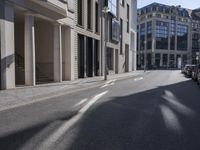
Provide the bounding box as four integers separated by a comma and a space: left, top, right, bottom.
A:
0, 0, 137, 90
137, 3, 200, 69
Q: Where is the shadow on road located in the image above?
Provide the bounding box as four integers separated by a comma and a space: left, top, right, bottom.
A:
66, 80, 200, 150
0, 77, 200, 150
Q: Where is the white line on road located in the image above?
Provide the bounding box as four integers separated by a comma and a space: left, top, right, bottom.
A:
38, 91, 108, 150
134, 77, 144, 81
72, 98, 88, 108
101, 79, 117, 88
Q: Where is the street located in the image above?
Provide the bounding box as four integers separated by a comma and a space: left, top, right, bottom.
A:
1, 70, 200, 150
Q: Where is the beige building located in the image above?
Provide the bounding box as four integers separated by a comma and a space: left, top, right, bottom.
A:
0, 0, 75, 90
74, 0, 137, 78
0, 0, 137, 90
137, 3, 200, 69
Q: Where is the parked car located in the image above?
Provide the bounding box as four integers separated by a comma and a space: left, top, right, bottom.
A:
192, 64, 200, 81
197, 67, 200, 85
181, 64, 195, 76
181, 64, 190, 74
184, 65, 196, 77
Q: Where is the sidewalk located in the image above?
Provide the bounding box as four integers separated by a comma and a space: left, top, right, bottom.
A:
0, 71, 145, 111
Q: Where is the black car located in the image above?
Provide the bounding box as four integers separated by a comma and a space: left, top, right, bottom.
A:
183, 65, 196, 77
197, 66, 200, 85
192, 64, 200, 81
181, 64, 191, 74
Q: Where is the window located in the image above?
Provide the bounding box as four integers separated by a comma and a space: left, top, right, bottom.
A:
152, 5, 157, 11
146, 7, 151, 13
192, 33, 200, 50
111, 19, 120, 42
147, 14, 152, 18
87, 0, 92, 30
163, 54, 168, 67
170, 18, 176, 50
156, 14, 161, 18
78, 0, 83, 26
147, 21, 152, 49
95, 2, 99, 33
121, 0, 124, 7
169, 54, 175, 68
156, 21, 169, 49
140, 23, 145, 50
127, 4, 130, 33
108, 0, 117, 16
177, 24, 188, 51
155, 53, 161, 67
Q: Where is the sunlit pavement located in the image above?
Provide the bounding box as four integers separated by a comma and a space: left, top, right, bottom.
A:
1, 70, 200, 150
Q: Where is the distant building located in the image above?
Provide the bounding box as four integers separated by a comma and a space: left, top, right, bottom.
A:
137, 3, 200, 69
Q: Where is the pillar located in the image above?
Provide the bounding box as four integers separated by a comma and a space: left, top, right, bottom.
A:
0, 1, 15, 89
92, 39, 95, 76
84, 36, 87, 78
24, 13, 36, 86
63, 27, 74, 80
53, 24, 62, 82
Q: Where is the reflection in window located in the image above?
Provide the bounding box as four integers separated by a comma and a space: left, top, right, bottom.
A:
108, 0, 117, 16
177, 24, 188, 51
170, 17, 176, 50
147, 21, 152, 49
140, 23, 145, 50
156, 21, 169, 49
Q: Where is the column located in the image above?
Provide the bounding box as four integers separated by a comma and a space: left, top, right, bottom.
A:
53, 24, 62, 82
0, 1, 15, 89
63, 27, 74, 80
84, 36, 87, 78
24, 13, 36, 86
92, 39, 95, 76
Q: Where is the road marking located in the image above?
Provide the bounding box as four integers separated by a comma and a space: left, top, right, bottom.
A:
101, 79, 117, 88
72, 98, 88, 108
134, 77, 144, 81
38, 91, 108, 150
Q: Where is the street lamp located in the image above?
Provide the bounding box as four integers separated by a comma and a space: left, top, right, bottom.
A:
102, 6, 110, 80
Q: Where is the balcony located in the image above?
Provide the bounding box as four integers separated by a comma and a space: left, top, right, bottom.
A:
31, 0, 73, 17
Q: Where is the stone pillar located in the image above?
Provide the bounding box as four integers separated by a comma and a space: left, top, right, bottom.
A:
63, 27, 74, 81
92, 39, 95, 76
0, 1, 15, 89
24, 13, 36, 86
84, 36, 87, 78
53, 24, 62, 82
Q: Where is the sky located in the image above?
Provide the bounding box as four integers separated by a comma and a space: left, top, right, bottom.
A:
137, 0, 200, 9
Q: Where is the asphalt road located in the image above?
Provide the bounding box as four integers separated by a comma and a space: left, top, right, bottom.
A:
1, 70, 200, 150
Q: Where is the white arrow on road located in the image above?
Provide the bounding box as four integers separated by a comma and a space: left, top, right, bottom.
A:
134, 77, 144, 81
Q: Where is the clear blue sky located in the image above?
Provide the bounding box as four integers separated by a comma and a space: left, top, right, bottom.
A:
138, 0, 200, 9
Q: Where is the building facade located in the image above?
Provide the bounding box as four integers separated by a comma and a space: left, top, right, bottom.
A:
137, 3, 200, 69
0, 0, 137, 90
191, 8, 200, 64
75, 0, 137, 78
0, 0, 75, 90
